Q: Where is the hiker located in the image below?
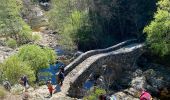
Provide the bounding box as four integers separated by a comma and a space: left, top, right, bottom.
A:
20, 75, 29, 89
3, 78, 11, 91
46, 80, 54, 97
139, 88, 152, 100
60, 65, 65, 73
57, 66, 65, 86
57, 71, 64, 86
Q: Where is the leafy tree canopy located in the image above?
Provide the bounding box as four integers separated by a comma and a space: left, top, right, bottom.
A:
49, 0, 156, 51
17, 44, 56, 74
144, 0, 170, 56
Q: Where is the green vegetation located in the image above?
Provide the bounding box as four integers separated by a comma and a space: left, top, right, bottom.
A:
6, 38, 17, 49
0, 0, 42, 48
49, 0, 156, 51
144, 0, 170, 57
60, 10, 93, 50
31, 33, 41, 42
0, 45, 56, 84
84, 87, 106, 100
17, 45, 56, 78
0, 0, 33, 45
1, 55, 35, 84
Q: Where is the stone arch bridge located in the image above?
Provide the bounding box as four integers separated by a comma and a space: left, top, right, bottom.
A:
51, 39, 145, 99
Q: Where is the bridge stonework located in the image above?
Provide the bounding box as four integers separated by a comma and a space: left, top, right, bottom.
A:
65, 44, 145, 98
64, 39, 138, 76
51, 40, 145, 99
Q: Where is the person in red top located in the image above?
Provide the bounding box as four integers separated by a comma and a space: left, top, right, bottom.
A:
139, 89, 152, 100
47, 80, 54, 97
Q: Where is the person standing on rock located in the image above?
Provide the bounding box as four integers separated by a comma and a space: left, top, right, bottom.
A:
20, 75, 29, 89
57, 65, 65, 86
47, 80, 54, 97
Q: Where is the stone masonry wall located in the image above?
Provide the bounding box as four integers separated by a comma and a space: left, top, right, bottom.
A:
67, 44, 145, 98
64, 39, 138, 76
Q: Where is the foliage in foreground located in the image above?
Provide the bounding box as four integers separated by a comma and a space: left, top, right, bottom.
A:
144, 0, 170, 57
1, 55, 35, 84
0, 44, 56, 84
84, 87, 106, 100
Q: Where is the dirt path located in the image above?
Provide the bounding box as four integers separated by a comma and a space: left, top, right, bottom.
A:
3, 93, 22, 100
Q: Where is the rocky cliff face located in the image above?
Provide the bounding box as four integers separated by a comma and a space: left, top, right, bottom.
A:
105, 63, 170, 100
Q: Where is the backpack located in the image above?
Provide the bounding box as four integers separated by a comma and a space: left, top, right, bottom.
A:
59, 72, 64, 79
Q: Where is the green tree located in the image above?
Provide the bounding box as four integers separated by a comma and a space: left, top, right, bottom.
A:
43, 47, 57, 64
1, 55, 35, 84
17, 45, 56, 80
48, 0, 74, 31
61, 11, 94, 50
144, 0, 170, 56
48, 0, 100, 50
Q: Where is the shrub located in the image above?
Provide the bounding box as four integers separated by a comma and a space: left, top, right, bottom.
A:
6, 38, 17, 48
17, 23, 33, 44
84, 87, 106, 100
17, 45, 56, 78
31, 33, 41, 42
1, 55, 35, 85
43, 47, 56, 64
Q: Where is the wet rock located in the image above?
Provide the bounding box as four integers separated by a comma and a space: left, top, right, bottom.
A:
144, 68, 170, 91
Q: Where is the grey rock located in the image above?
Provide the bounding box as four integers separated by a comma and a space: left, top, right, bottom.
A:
133, 69, 143, 77
131, 76, 146, 90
